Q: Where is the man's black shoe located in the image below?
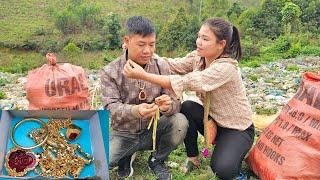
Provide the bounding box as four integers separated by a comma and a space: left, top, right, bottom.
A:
148, 155, 171, 180
117, 153, 136, 179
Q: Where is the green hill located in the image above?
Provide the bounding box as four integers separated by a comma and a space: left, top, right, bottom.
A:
0, 0, 319, 73
0, 0, 187, 44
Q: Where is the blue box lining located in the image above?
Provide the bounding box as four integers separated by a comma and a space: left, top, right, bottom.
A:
2, 117, 95, 178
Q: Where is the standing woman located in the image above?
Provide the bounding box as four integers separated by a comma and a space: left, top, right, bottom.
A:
124, 18, 254, 180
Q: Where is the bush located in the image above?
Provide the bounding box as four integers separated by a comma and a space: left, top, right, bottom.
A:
40, 40, 61, 55
0, 79, 7, 86
259, 36, 293, 59
88, 61, 101, 70
2, 59, 37, 74
241, 59, 261, 68
242, 38, 260, 59
76, 38, 107, 51
286, 64, 299, 71
256, 107, 278, 115
0, 91, 5, 100
75, 3, 101, 29
62, 42, 82, 58
54, 9, 80, 34
248, 74, 260, 82
288, 43, 302, 57
260, 52, 284, 62
301, 45, 320, 56
103, 49, 122, 64
273, 36, 291, 53
53, 1, 101, 34
89, 38, 107, 51
22, 40, 38, 51
0, 51, 46, 74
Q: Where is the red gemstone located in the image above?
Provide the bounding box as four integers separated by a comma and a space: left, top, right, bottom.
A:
140, 92, 145, 98
8, 149, 36, 173
69, 133, 78, 140
139, 90, 146, 100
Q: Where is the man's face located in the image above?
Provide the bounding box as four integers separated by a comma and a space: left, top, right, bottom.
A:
124, 34, 156, 66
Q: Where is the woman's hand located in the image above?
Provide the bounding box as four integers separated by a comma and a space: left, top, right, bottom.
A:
124, 59, 172, 90
123, 59, 146, 79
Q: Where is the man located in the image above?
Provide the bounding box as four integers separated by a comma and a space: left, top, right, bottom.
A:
101, 16, 188, 180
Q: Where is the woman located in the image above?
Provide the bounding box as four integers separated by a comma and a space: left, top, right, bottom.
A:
123, 18, 254, 180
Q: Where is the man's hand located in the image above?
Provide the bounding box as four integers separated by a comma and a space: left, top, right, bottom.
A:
123, 59, 146, 79
155, 94, 172, 112
138, 103, 158, 119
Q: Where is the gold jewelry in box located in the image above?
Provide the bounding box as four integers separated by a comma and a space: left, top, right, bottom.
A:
5, 118, 47, 177
5, 117, 93, 178
11, 118, 49, 150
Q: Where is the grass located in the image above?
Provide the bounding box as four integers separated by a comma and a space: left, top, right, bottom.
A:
0, 0, 60, 44
0, 91, 6, 99
0, 0, 187, 45
0, 0, 185, 72
0, 48, 46, 73
0, 48, 114, 73
286, 64, 299, 71
248, 74, 260, 82
109, 136, 259, 180
0, 78, 10, 87
240, 52, 285, 68
1, 1, 319, 72
109, 144, 217, 180
255, 107, 278, 116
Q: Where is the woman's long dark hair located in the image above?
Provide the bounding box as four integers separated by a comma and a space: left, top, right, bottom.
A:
204, 18, 242, 61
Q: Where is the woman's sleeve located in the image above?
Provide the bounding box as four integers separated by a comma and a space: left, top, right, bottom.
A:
168, 62, 236, 99
157, 51, 197, 75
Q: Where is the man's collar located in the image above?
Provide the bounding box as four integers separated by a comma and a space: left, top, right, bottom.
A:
120, 52, 156, 66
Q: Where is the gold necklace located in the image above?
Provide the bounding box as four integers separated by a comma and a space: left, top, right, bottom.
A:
137, 64, 150, 101
6, 118, 93, 178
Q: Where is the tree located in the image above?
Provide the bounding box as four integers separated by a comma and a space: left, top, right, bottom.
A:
201, 0, 231, 19
103, 13, 122, 50
281, 2, 302, 34
227, 2, 246, 25
158, 8, 189, 52
75, 3, 101, 29
187, 0, 194, 14
252, 0, 286, 39
292, 0, 320, 33
227, 2, 244, 19
158, 8, 200, 53
53, 0, 102, 34
184, 15, 201, 51
238, 8, 262, 40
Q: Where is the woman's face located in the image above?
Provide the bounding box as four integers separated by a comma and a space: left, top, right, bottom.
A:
196, 25, 225, 60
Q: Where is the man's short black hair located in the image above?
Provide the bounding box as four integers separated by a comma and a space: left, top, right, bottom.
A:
126, 16, 155, 37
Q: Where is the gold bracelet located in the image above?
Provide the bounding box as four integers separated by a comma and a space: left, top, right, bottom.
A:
11, 118, 48, 150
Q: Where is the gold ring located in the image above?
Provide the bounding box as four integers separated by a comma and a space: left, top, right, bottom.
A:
11, 118, 48, 150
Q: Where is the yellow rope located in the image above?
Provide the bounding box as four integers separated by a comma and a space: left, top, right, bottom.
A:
147, 108, 160, 151
203, 92, 212, 148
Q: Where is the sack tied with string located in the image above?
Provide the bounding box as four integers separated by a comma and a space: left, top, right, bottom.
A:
26, 53, 90, 110
246, 72, 320, 180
